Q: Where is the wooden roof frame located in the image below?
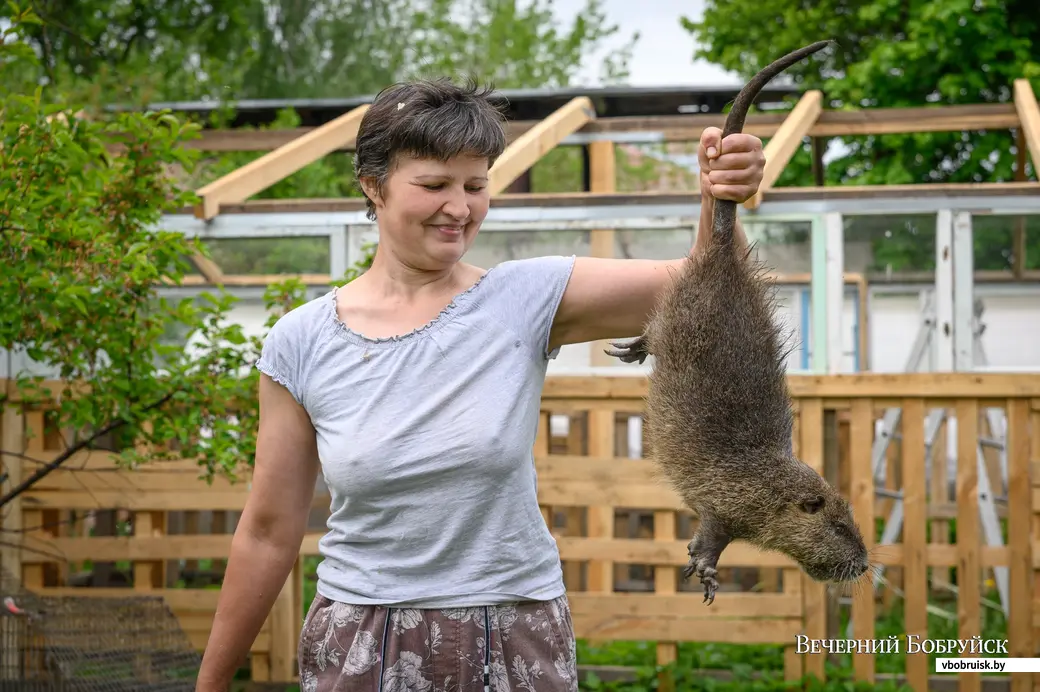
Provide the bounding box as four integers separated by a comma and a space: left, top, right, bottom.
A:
187, 96, 596, 280
193, 96, 595, 219
181, 81, 1040, 283
1013, 79, 1040, 171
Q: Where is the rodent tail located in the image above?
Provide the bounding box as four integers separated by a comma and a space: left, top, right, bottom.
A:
711, 40, 835, 245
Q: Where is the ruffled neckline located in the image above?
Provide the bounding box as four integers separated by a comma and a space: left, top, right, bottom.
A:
328, 267, 496, 347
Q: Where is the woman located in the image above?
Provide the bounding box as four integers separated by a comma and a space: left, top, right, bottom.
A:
195, 79, 764, 692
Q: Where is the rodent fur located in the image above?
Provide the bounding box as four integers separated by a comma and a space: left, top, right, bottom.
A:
607, 41, 869, 604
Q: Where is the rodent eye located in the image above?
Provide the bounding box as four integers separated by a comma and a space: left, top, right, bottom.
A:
799, 496, 825, 514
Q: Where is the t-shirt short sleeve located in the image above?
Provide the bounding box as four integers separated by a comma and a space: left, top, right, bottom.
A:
490, 255, 576, 360
254, 308, 309, 404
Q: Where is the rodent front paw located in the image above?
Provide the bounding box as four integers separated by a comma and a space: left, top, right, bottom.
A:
604, 335, 650, 364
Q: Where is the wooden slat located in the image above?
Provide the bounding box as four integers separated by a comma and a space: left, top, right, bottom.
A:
21, 490, 251, 510
172, 270, 882, 289
956, 399, 981, 692
799, 398, 827, 681
1012, 79, 1040, 173
585, 410, 616, 596
23, 468, 248, 491
587, 137, 619, 368
572, 611, 802, 644
36, 586, 223, 609
1006, 400, 1033, 692
541, 373, 1040, 399
745, 90, 823, 210
1032, 410, 1040, 692
170, 177, 1040, 216
568, 592, 802, 619
187, 102, 1025, 152
850, 399, 875, 683
19, 531, 1010, 568
901, 399, 929, 691
189, 253, 224, 284
488, 96, 595, 193
194, 104, 369, 219
175, 180, 1040, 215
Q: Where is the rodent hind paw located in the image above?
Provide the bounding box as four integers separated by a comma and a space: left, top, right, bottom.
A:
682, 559, 720, 606
684, 530, 727, 606
604, 335, 650, 364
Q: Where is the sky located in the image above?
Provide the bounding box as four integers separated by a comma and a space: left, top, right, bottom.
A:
555, 0, 742, 87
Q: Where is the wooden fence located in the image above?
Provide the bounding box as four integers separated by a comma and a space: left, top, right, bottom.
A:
0, 373, 1037, 692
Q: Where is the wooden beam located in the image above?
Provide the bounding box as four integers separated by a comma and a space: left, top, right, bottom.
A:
745, 90, 823, 210
587, 139, 617, 368
1012, 79, 1040, 176
190, 253, 225, 283
172, 267, 1040, 289
539, 372, 1040, 399
193, 104, 370, 220
488, 97, 595, 194
169, 180, 1040, 215
173, 270, 870, 289
187, 103, 1022, 152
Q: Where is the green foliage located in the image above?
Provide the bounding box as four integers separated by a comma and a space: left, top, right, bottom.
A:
681, 0, 1040, 187
2, 0, 638, 105
407, 0, 637, 87
0, 7, 379, 497
0, 0, 251, 106
680, 0, 1040, 272
0, 6, 256, 488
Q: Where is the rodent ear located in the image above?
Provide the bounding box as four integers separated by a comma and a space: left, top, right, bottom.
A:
799, 495, 825, 514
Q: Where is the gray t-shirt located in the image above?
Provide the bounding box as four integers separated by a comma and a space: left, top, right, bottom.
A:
255, 254, 577, 608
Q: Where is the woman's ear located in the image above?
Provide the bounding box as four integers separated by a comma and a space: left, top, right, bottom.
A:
358, 176, 382, 207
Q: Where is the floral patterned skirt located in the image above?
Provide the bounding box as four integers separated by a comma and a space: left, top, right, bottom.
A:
297, 592, 579, 692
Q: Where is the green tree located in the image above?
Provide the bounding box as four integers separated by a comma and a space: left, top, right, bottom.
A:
0, 0, 253, 105
4, 0, 638, 103
406, 0, 637, 88
683, 0, 1040, 186
0, 6, 297, 508
681, 0, 1040, 272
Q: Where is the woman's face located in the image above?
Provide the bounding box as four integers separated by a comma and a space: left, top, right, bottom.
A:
363, 153, 492, 271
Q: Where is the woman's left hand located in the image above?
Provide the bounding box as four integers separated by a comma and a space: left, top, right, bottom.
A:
698, 127, 766, 204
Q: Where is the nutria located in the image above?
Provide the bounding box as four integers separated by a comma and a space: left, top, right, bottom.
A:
606, 41, 869, 605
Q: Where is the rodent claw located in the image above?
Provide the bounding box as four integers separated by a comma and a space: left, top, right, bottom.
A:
683, 554, 720, 606
604, 336, 650, 364
701, 572, 719, 605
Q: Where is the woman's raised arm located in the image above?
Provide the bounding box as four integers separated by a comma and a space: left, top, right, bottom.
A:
548, 128, 765, 352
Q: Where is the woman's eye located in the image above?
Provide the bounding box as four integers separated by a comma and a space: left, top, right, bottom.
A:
422, 184, 485, 193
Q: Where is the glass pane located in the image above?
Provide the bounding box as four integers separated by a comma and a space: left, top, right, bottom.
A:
467, 230, 590, 266
199, 237, 331, 274
843, 214, 937, 275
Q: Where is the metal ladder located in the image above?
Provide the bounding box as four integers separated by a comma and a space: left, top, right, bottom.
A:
867, 292, 1009, 618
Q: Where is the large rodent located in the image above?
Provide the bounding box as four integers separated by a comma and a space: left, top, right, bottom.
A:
606, 41, 869, 605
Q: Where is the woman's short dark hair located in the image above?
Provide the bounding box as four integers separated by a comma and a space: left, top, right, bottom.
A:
353, 78, 508, 220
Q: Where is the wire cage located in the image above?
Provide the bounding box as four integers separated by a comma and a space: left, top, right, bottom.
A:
0, 567, 201, 691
